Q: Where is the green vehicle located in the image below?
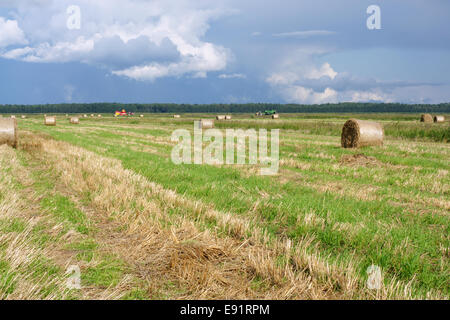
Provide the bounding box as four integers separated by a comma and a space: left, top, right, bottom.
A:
264, 110, 277, 115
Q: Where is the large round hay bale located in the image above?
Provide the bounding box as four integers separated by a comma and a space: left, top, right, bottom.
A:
225, 115, 232, 120
198, 119, 214, 129
173, 115, 180, 118
11, 115, 16, 119
216, 115, 226, 120
420, 114, 433, 123
0, 118, 18, 148
70, 117, 79, 124
433, 115, 445, 123
341, 119, 384, 148
44, 116, 56, 126
272, 114, 279, 119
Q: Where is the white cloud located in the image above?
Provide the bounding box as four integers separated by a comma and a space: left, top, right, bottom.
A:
0, 0, 232, 80
218, 73, 246, 79
285, 86, 338, 104
265, 47, 413, 104
350, 91, 389, 103
266, 47, 340, 103
0, 17, 27, 47
273, 30, 336, 38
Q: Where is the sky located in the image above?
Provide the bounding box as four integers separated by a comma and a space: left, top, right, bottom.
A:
0, 0, 449, 105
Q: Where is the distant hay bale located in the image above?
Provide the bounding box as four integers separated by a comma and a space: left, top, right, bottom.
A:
11, 115, 16, 119
90, 114, 94, 117
433, 115, 445, 123
21, 115, 26, 119
65, 114, 69, 117
198, 119, 214, 129
0, 118, 18, 148
272, 114, 279, 119
98, 114, 102, 118
216, 115, 226, 120
420, 114, 433, 123
140, 114, 144, 118
70, 117, 79, 124
225, 115, 232, 120
173, 115, 180, 118
44, 116, 56, 126
341, 119, 384, 148
83, 114, 88, 118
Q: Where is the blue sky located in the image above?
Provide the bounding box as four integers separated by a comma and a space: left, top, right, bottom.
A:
0, 0, 449, 104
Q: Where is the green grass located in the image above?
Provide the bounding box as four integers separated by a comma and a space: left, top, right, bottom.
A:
16, 113, 450, 298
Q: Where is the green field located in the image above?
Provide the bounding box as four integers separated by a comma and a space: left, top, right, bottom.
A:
0, 113, 448, 299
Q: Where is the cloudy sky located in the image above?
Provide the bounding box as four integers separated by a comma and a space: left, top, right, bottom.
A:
0, 0, 449, 104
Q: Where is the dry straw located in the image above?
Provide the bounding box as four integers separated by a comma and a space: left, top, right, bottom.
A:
44, 116, 56, 126
0, 118, 18, 148
216, 115, 226, 120
173, 115, 181, 118
70, 117, 79, 124
140, 114, 144, 118
199, 119, 214, 129
341, 119, 384, 148
11, 115, 16, 119
21, 115, 26, 119
433, 115, 445, 123
272, 114, 280, 119
98, 114, 102, 118
420, 114, 433, 123
225, 115, 232, 120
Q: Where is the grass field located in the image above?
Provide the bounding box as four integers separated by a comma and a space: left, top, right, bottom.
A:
0, 113, 448, 300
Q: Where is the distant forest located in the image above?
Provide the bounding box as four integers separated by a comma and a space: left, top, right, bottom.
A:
1, 102, 450, 114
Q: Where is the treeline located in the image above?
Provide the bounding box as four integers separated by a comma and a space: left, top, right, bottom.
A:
1, 102, 449, 114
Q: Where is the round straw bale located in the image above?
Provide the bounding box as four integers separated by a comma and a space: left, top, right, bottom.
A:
341, 119, 384, 148
433, 115, 445, 123
173, 115, 180, 118
0, 118, 18, 148
225, 115, 232, 120
199, 119, 214, 129
21, 115, 26, 119
90, 114, 94, 117
420, 114, 433, 123
83, 114, 88, 118
70, 117, 79, 124
44, 116, 56, 126
272, 114, 279, 119
140, 114, 144, 118
216, 115, 226, 120
98, 114, 102, 118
